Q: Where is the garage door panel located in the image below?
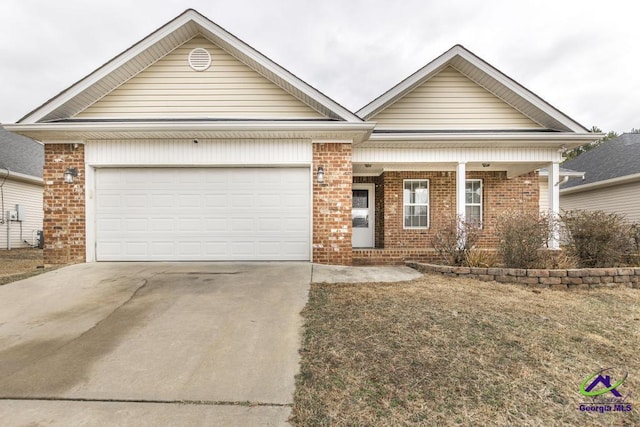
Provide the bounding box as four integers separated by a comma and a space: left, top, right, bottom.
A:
96, 167, 310, 261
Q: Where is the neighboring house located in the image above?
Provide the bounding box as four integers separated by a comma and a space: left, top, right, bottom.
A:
538, 167, 584, 214
561, 133, 640, 222
6, 9, 597, 266
0, 126, 44, 249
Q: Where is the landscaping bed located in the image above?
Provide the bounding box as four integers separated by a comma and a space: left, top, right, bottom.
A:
292, 274, 639, 426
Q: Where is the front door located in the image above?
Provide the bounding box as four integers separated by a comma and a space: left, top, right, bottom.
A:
352, 184, 375, 248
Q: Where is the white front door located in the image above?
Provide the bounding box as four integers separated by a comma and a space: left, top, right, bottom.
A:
352, 184, 375, 248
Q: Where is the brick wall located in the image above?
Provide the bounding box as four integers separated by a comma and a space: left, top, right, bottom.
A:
43, 144, 86, 265
377, 170, 539, 250
313, 143, 353, 265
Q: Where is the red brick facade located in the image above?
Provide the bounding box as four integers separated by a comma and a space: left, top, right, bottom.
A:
352, 170, 539, 265
39, 141, 540, 267
43, 144, 86, 265
312, 143, 353, 265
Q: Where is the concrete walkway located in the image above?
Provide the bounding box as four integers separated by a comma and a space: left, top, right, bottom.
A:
311, 264, 422, 283
0, 262, 310, 426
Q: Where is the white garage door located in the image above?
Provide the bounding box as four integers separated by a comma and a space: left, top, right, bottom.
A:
95, 168, 310, 261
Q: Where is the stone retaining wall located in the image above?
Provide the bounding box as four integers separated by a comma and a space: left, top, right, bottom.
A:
407, 262, 640, 290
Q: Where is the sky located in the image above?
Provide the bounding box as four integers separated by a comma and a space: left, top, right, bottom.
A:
1, 0, 638, 133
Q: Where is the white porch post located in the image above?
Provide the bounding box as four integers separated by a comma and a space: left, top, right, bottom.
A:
456, 162, 466, 248
548, 162, 560, 249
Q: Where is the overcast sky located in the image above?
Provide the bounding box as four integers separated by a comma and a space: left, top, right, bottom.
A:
1, 0, 638, 133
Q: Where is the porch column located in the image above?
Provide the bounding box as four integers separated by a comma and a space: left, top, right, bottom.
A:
547, 162, 560, 249
456, 162, 466, 248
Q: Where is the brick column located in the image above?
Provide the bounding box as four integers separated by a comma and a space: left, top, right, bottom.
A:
312, 142, 352, 265
43, 144, 86, 264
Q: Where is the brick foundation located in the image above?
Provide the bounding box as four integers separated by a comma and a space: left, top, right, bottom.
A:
43, 144, 86, 264
312, 143, 353, 265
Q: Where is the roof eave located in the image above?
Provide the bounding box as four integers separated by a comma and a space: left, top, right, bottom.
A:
5, 121, 375, 143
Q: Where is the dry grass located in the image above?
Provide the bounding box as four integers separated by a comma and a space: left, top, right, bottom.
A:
292, 274, 640, 426
0, 248, 56, 285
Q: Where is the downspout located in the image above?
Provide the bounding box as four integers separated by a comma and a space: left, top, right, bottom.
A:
0, 168, 9, 249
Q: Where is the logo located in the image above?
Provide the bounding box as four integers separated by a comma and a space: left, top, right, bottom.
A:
578, 368, 633, 413
580, 368, 628, 397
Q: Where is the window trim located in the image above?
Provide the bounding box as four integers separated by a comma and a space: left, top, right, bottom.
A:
465, 179, 483, 228
403, 179, 430, 229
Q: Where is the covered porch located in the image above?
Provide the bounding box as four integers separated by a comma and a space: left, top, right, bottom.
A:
348, 134, 581, 265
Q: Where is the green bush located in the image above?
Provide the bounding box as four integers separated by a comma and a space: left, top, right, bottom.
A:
561, 210, 636, 267
496, 210, 551, 269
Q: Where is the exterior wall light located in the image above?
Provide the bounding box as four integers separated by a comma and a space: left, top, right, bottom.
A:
64, 168, 78, 183
317, 166, 325, 183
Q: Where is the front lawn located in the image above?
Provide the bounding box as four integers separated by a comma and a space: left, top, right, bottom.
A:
292, 274, 639, 426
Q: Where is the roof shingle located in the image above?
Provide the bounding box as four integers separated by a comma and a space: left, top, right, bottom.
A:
0, 125, 44, 178
561, 133, 640, 189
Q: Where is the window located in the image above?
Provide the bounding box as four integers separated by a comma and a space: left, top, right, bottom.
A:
465, 179, 482, 227
403, 180, 429, 228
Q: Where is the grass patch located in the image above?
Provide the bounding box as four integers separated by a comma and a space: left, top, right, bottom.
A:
292, 274, 639, 426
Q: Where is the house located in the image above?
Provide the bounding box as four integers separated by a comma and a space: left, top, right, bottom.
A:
0, 126, 44, 249
6, 9, 598, 266
561, 133, 640, 222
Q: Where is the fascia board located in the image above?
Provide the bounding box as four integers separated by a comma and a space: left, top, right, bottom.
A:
5, 121, 375, 142
366, 132, 601, 142
0, 168, 43, 186
560, 172, 640, 195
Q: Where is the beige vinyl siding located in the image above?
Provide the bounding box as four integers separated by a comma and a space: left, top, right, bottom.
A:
76, 36, 325, 119
0, 179, 43, 249
372, 67, 542, 130
561, 181, 640, 223
539, 179, 549, 213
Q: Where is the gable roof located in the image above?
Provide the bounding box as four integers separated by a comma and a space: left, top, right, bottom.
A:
0, 126, 44, 179
561, 133, 640, 189
357, 45, 589, 133
19, 9, 361, 124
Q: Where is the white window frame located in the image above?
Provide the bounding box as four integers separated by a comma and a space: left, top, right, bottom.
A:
465, 179, 482, 228
403, 179, 430, 229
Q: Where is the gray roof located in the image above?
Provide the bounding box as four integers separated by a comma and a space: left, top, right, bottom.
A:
0, 125, 44, 178
561, 133, 640, 189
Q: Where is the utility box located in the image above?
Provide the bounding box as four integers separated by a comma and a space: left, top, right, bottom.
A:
8, 210, 18, 221
15, 204, 25, 222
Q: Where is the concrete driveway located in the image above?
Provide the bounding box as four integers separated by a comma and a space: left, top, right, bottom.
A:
0, 262, 311, 426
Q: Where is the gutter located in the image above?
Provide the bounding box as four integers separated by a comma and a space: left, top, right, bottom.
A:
561, 172, 640, 195
0, 168, 43, 186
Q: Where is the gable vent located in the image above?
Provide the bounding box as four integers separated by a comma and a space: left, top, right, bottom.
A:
188, 48, 212, 71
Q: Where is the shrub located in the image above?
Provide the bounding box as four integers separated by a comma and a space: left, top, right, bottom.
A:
561, 210, 636, 267
431, 215, 480, 266
496, 210, 551, 268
